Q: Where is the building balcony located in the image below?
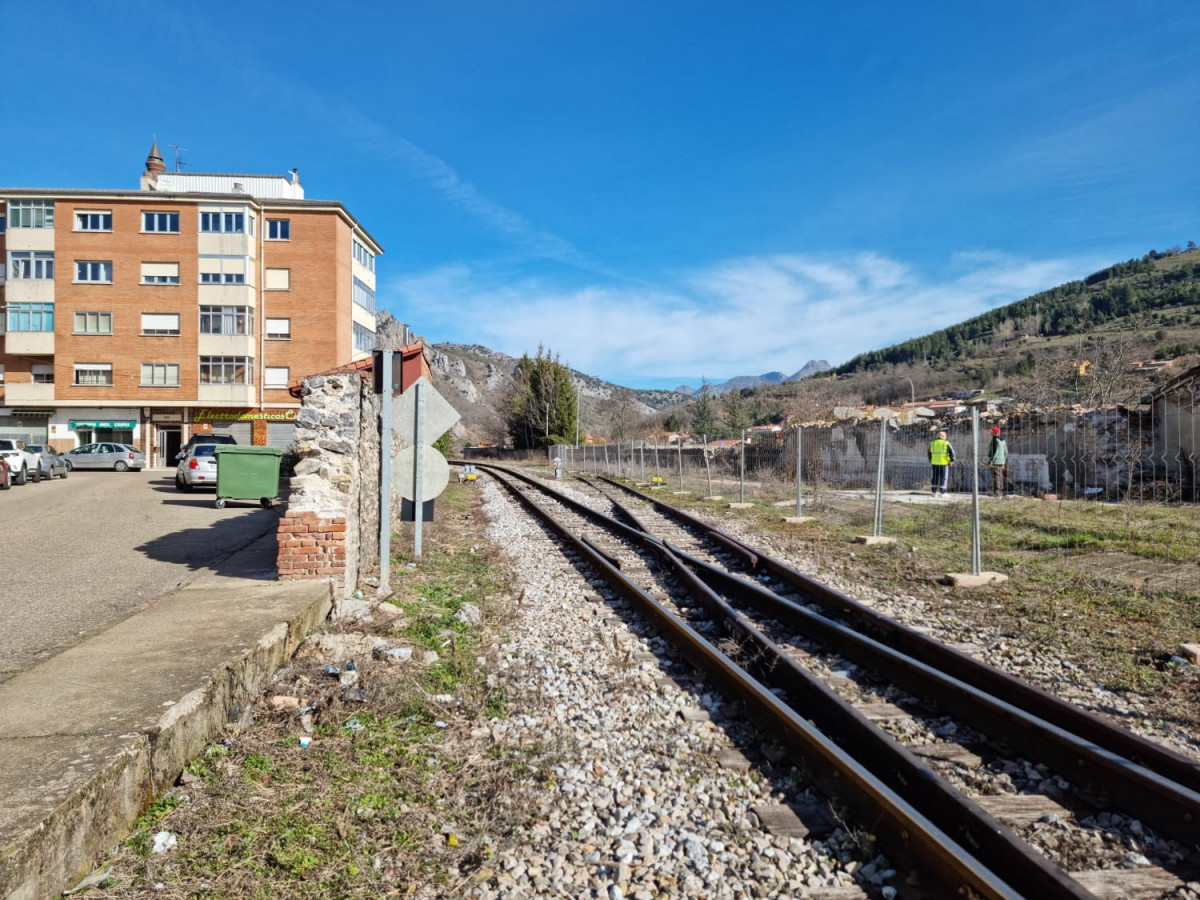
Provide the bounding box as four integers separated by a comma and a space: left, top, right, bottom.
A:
4, 331, 54, 355
5, 382, 55, 404
196, 384, 256, 406
198, 333, 256, 357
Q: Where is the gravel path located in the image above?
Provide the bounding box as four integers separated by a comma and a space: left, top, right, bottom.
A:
471, 479, 883, 899
468, 475, 1200, 898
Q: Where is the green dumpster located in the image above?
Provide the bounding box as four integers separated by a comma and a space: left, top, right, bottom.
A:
213, 445, 282, 509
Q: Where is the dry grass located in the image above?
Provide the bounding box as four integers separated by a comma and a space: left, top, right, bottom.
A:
85, 481, 563, 899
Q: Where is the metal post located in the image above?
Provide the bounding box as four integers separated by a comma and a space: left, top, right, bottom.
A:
794, 426, 803, 518
604, 443, 609, 476
873, 418, 887, 537
703, 434, 713, 498
971, 409, 982, 575
654, 438, 660, 479
677, 440, 684, 491
616, 440, 622, 478
739, 430, 746, 503
378, 349, 393, 593
640, 441, 645, 482
412, 381, 426, 560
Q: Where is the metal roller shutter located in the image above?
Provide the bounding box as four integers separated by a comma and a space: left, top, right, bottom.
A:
265, 422, 296, 452
216, 422, 253, 445
266, 422, 298, 475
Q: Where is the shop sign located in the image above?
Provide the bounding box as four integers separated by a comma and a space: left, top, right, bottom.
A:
192, 408, 298, 422
152, 413, 183, 423
70, 420, 137, 429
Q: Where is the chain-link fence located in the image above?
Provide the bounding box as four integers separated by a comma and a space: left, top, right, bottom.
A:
554, 398, 1200, 506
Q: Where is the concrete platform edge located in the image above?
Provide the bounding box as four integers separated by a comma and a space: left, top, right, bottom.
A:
0, 580, 332, 899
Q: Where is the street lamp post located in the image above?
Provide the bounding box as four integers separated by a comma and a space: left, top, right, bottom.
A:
904, 376, 915, 404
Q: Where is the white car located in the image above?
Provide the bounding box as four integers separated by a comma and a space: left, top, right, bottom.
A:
0, 439, 40, 485
175, 443, 219, 491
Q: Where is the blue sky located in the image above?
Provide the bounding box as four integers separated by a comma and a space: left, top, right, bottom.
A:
5, 1, 1196, 389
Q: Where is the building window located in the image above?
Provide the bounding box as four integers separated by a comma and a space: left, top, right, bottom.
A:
6, 303, 54, 332
353, 239, 375, 272
75, 260, 113, 283
74, 311, 113, 334
267, 218, 290, 240
10, 251, 54, 280
352, 275, 375, 312
265, 366, 290, 389
142, 211, 180, 233
8, 200, 54, 228
0, 215, 6, 233
140, 363, 180, 386
199, 356, 253, 385
74, 363, 113, 386
141, 313, 180, 336
266, 317, 291, 340
198, 255, 248, 284
75, 211, 112, 231
141, 262, 180, 285
31, 364, 53, 384
354, 322, 376, 353
199, 305, 252, 335
264, 268, 290, 290
199, 210, 246, 234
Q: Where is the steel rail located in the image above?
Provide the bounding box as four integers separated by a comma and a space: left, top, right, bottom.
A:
668, 543, 1200, 850
596, 474, 1200, 798
661, 539, 1094, 899
480, 465, 1034, 899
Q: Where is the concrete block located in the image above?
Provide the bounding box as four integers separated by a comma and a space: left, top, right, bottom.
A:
1179, 643, 1200, 665
854, 535, 896, 545
728, 502, 754, 509
943, 571, 1009, 587
781, 516, 815, 524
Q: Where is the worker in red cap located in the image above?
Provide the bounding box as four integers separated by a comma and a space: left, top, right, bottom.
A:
986, 425, 1009, 496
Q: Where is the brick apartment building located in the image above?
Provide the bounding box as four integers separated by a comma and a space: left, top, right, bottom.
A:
0, 142, 382, 465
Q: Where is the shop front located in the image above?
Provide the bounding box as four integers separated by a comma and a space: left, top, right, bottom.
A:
191, 407, 298, 453
54, 414, 140, 450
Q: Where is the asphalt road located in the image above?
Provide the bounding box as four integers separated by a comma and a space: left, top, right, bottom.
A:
0, 469, 281, 683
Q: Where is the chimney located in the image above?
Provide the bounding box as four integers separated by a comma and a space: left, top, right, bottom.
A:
141, 139, 166, 191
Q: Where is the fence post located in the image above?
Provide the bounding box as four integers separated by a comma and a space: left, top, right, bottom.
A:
740, 430, 746, 503
795, 426, 803, 518
640, 441, 645, 482
604, 443, 609, 476
654, 438, 660, 480
971, 409, 982, 575
704, 434, 713, 498
873, 418, 887, 537
678, 440, 684, 491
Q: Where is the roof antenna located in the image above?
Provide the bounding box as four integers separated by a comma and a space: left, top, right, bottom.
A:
166, 144, 191, 172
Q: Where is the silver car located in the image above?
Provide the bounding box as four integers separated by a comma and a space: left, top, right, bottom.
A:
175, 443, 219, 491
25, 444, 69, 480
62, 442, 147, 472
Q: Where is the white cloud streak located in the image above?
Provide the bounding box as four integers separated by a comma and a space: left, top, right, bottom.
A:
384, 250, 1106, 384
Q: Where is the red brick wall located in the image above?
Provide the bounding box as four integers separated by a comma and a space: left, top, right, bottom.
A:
276, 512, 347, 579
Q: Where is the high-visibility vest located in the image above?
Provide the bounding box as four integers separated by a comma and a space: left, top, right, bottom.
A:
929, 439, 951, 466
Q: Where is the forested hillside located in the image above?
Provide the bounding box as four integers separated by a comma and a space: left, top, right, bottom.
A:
838, 247, 1200, 374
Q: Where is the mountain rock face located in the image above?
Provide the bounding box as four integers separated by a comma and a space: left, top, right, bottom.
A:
674, 361, 831, 396
423, 342, 690, 445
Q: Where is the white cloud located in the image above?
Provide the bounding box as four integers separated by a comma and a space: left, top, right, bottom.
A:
384, 250, 1105, 385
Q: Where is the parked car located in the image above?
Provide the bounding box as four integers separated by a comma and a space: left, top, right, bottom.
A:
175, 433, 236, 461
0, 456, 10, 490
25, 444, 69, 480
175, 443, 219, 491
62, 442, 147, 472
0, 438, 39, 484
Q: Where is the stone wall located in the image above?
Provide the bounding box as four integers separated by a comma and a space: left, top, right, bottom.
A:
276, 373, 380, 592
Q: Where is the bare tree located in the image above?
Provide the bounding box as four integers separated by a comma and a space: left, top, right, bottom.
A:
596, 388, 641, 442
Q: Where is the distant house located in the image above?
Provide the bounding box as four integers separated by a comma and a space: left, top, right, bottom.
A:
1144, 363, 1200, 499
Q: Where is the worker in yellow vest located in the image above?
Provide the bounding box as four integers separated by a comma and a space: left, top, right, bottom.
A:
928, 430, 955, 497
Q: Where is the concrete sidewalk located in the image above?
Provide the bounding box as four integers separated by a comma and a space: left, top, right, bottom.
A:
0, 528, 332, 899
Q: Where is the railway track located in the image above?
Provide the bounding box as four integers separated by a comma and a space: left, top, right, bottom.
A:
471, 462, 1200, 899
